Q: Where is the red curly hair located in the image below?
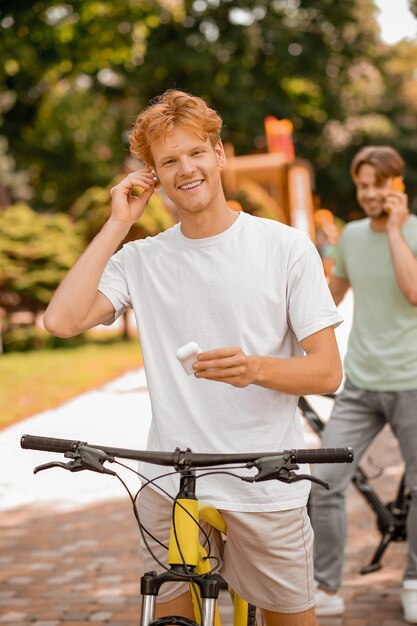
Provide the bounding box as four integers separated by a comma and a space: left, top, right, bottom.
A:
129, 89, 223, 166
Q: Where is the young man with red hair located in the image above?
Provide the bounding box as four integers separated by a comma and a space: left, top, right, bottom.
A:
44, 90, 342, 626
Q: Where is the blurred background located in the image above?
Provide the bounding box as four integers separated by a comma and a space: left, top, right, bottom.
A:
1, 0, 417, 426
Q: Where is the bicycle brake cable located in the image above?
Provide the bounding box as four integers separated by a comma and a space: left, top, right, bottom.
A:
113, 464, 218, 582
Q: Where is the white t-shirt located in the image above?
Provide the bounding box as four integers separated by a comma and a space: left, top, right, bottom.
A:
98, 212, 342, 511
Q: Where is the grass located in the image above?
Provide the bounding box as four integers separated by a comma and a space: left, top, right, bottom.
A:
0, 337, 143, 431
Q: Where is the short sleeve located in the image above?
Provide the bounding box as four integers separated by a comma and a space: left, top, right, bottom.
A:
287, 245, 343, 342
98, 248, 132, 322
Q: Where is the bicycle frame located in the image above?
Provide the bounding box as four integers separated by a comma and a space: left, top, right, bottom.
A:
140, 469, 252, 626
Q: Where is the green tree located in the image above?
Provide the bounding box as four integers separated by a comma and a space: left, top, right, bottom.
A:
0, 1, 182, 211
380, 39, 417, 213
2, 0, 417, 220
0, 203, 83, 318
0, 86, 32, 207
124, 0, 402, 217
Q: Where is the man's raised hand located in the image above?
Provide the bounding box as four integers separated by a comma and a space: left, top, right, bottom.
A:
110, 168, 157, 227
385, 186, 409, 231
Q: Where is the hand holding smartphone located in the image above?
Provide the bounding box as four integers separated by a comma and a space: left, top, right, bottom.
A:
390, 176, 405, 193
383, 176, 405, 214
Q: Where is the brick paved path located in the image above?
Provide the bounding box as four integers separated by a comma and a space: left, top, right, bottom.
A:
0, 425, 408, 625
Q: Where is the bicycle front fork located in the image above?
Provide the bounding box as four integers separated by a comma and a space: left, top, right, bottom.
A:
140, 569, 221, 626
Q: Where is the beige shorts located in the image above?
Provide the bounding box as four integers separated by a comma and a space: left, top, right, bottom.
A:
137, 487, 315, 613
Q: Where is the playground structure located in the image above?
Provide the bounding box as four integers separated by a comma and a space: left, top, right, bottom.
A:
221, 116, 317, 243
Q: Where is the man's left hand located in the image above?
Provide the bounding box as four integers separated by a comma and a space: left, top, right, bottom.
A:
193, 346, 258, 388
385, 190, 409, 230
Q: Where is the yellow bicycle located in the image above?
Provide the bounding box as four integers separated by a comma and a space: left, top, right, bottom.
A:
20, 434, 353, 626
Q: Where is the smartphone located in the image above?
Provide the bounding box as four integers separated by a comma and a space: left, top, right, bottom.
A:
382, 176, 405, 214
390, 176, 405, 193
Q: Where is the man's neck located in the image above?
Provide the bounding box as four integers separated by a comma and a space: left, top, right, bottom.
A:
369, 214, 388, 233
179, 203, 239, 239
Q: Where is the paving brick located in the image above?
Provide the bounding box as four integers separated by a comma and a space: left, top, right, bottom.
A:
89, 611, 113, 621
0, 612, 29, 623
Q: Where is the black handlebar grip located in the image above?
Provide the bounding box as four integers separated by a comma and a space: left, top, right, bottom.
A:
290, 447, 354, 464
20, 434, 85, 453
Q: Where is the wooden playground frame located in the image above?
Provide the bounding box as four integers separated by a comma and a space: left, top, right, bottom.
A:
221, 143, 316, 242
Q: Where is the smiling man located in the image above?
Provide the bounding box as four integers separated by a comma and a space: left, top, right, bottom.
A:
43, 90, 343, 626
310, 146, 417, 624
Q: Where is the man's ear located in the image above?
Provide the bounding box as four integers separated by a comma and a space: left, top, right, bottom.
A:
214, 141, 227, 168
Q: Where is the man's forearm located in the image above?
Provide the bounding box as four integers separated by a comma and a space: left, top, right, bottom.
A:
44, 219, 130, 336
248, 352, 342, 396
387, 228, 417, 305
328, 276, 350, 306
194, 327, 342, 392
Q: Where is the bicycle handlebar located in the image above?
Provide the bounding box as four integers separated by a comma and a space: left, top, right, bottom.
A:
20, 434, 353, 466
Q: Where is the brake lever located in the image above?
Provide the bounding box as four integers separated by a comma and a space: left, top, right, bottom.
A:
243, 454, 297, 484
77, 445, 116, 474
276, 473, 330, 489
33, 445, 116, 476
34, 461, 78, 474
243, 455, 329, 489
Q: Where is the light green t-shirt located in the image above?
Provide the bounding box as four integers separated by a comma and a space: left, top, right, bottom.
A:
334, 215, 417, 391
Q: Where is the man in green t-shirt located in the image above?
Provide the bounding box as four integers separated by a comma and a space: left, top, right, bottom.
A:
310, 146, 417, 623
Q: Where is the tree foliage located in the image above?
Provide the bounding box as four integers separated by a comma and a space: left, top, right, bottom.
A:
3, 0, 417, 219
2, 0, 417, 333
0, 203, 83, 314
